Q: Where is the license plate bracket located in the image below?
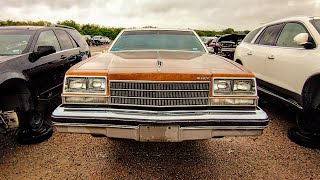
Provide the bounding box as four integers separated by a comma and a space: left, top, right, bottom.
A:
139, 125, 180, 142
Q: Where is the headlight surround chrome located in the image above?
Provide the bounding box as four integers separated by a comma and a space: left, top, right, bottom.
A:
64, 76, 107, 94
213, 78, 256, 96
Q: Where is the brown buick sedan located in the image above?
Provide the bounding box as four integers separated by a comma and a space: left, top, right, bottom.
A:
52, 29, 268, 142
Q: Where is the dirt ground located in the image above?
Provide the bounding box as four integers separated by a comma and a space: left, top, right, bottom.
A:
0, 45, 319, 179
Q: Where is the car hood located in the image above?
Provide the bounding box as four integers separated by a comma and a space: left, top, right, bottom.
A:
67, 51, 253, 81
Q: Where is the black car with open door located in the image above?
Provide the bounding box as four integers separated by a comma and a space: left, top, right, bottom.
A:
0, 25, 90, 144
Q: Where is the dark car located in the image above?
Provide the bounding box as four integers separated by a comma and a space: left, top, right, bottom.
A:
0, 25, 90, 144
217, 34, 246, 59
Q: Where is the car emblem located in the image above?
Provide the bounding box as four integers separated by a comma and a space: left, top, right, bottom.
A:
196, 77, 210, 81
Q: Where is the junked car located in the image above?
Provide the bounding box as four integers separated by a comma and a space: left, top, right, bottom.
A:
52, 29, 268, 142
0, 25, 90, 144
218, 34, 246, 59
93, 35, 111, 45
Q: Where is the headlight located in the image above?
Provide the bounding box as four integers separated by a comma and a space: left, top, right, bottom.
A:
233, 80, 255, 94
213, 78, 256, 95
88, 78, 106, 93
67, 78, 87, 92
64, 76, 106, 94
213, 80, 232, 94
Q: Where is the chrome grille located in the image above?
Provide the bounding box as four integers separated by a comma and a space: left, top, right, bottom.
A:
110, 81, 210, 107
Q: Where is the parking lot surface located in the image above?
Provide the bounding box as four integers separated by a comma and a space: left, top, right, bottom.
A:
0, 45, 319, 179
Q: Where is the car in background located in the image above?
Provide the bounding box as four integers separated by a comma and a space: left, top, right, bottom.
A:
93, 35, 111, 45
206, 37, 221, 54
52, 29, 268, 142
200, 36, 215, 45
218, 34, 246, 59
234, 16, 320, 147
82, 35, 94, 46
0, 25, 90, 144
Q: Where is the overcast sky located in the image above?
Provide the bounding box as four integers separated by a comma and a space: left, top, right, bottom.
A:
1, 0, 320, 30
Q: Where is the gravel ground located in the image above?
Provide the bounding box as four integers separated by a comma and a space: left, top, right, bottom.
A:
0, 45, 319, 179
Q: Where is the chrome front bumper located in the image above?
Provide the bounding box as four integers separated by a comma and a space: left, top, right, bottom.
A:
52, 106, 268, 142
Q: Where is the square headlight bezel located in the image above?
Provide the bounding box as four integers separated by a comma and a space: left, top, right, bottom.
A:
63, 76, 107, 95
212, 77, 257, 96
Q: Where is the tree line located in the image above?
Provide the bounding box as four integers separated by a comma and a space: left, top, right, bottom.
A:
0, 20, 250, 40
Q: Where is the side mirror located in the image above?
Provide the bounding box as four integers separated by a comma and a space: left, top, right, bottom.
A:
293, 33, 314, 49
29, 46, 56, 62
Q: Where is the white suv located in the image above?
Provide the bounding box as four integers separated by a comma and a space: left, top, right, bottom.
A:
234, 16, 320, 147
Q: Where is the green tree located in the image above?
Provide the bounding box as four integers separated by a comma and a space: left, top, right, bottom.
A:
222, 28, 235, 34
57, 20, 81, 32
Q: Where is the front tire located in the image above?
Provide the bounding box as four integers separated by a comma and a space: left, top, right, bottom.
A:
288, 82, 320, 148
17, 110, 53, 144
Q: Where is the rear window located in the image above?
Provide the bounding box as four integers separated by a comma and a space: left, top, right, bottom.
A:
0, 30, 34, 55
111, 30, 206, 52
243, 27, 262, 43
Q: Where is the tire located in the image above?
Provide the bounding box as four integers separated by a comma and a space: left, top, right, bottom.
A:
19, 110, 45, 130
17, 110, 53, 144
288, 127, 320, 148
16, 124, 53, 144
298, 85, 320, 134
288, 83, 320, 148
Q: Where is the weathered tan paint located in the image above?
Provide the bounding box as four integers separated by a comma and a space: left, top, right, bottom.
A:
64, 51, 254, 97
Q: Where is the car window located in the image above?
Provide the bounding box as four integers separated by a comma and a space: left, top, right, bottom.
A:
310, 19, 320, 34
55, 30, 74, 50
68, 29, 88, 48
276, 23, 308, 48
255, 24, 283, 46
243, 27, 262, 43
111, 30, 206, 52
67, 33, 78, 48
0, 30, 34, 55
35, 30, 61, 52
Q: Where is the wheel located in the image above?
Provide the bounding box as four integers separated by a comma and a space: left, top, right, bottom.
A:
16, 110, 53, 144
298, 83, 320, 134
288, 127, 320, 148
16, 124, 53, 144
288, 82, 320, 147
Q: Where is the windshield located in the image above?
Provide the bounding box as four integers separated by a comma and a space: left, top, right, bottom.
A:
0, 30, 33, 55
111, 30, 206, 52
310, 19, 320, 34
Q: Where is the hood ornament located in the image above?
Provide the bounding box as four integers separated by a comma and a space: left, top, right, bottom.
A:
157, 59, 162, 72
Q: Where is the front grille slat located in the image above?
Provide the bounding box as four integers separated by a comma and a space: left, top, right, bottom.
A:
110, 81, 210, 107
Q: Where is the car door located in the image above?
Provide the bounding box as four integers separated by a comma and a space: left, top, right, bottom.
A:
265, 22, 316, 96
54, 29, 82, 82
240, 24, 283, 80
25, 30, 63, 97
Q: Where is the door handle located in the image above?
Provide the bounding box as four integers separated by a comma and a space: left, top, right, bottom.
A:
60, 55, 67, 60
247, 51, 253, 55
268, 55, 275, 60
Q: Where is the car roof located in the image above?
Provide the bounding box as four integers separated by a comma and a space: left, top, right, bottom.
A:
257, 16, 320, 29
0, 25, 75, 31
122, 28, 194, 32
0, 26, 44, 30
